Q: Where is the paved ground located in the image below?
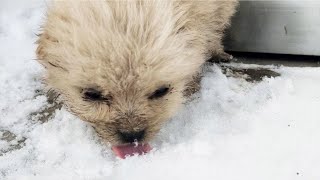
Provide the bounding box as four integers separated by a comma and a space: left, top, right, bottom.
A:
231, 52, 320, 67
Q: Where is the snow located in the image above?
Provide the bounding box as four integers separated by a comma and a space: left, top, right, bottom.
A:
1, 1, 320, 180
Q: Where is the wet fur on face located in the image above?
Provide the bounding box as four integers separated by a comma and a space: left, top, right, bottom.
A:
36, 0, 238, 145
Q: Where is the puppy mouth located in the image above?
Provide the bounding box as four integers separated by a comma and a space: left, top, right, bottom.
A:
112, 142, 152, 159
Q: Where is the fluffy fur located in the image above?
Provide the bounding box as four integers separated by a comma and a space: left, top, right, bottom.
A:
36, 0, 238, 145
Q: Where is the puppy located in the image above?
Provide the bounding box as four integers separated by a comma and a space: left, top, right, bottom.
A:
36, 0, 238, 156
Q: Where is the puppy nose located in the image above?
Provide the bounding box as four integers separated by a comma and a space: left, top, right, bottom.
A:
118, 130, 145, 143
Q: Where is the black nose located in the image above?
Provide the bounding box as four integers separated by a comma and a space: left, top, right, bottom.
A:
118, 130, 145, 143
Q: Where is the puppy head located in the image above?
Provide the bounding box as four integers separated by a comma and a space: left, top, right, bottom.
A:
36, 1, 204, 145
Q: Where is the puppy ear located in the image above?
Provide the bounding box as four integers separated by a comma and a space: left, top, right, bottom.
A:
36, 33, 48, 68
36, 32, 67, 71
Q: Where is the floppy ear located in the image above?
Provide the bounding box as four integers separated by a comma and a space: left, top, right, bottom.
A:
36, 33, 49, 68
36, 32, 67, 71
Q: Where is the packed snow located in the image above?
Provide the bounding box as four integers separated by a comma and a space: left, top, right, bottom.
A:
1, 1, 320, 180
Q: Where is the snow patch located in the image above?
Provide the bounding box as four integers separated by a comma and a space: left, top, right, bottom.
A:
1, 1, 320, 180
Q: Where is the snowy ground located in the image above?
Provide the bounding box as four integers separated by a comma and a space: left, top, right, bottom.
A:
1, 1, 320, 180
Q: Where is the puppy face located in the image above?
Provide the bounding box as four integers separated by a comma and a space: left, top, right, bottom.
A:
63, 65, 186, 145
37, 49, 188, 145
36, 1, 204, 145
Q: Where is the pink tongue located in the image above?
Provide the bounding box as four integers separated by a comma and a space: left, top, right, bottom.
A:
112, 143, 152, 159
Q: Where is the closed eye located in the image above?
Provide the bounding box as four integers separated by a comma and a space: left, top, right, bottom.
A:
148, 86, 170, 99
82, 88, 112, 105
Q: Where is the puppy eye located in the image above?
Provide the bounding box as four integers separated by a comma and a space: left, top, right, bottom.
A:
82, 88, 112, 105
148, 86, 170, 99
83, 88, 103, 101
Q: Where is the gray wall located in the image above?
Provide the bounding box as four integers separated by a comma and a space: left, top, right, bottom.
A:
224, 1, 320, 56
